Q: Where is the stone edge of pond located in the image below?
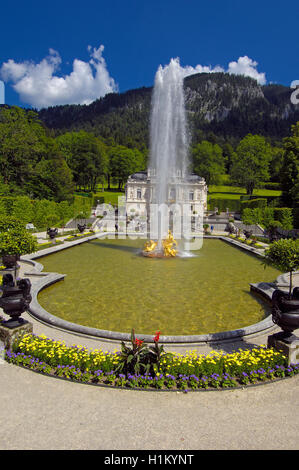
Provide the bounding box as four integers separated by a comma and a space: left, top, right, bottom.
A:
21, 233, 282, 344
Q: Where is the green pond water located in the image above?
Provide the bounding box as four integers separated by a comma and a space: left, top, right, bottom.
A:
37, 238, 281, 336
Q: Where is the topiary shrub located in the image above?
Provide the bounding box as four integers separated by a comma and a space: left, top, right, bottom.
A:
264, 239, 299, 297
0, 216, 26, 233
0, 227, 38, 256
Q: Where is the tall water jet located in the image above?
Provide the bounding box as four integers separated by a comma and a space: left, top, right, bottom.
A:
148, 58, 190, 251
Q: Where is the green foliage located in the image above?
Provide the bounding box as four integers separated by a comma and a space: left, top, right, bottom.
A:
240, 198, 267, 213
91, 195, 105, 207
31, 199, 59, 229
108, 145, 144, 189
262, 182, 282, 190
280, 122, 299, 208
241, 208, 261, 226
11, 196, 34, 223
241, 206, 294, 230
208, 197, 240, 212
269, 147, 285, 183
273, 208, 294, 230
56, 131, 108, 192
0, 107, 46, 187
264, 239, 299, 295
293, 208, 299, 229
73, 195, 92, 219
0, 216, 26, 232
265, 239, 299, 273
192, 141, 225, 185
0, 107, 74, 202
115, 329, 168, 377
28, 138, 74, 202
115, 329, 151, 376
0, 227, 38, 255
230, 134, 273, 195
0, 195, 90, 231
56, 201, 74, 227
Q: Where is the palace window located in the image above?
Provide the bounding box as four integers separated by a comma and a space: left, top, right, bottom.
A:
170, 188, 176, 200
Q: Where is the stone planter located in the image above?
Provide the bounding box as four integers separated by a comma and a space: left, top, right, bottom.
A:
47, 228, 58, 240
2, 254, 20, 269
77, 223, 86, 233
0, 276, 32, 329
272, 288, 299, 341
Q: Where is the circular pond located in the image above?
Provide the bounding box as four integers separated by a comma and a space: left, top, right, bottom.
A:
36, 238, 281, 336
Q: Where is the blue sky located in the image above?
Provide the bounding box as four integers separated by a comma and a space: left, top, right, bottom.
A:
0, 0, 298, 108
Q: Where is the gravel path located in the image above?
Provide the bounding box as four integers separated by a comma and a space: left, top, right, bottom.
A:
1, 359, 298, 450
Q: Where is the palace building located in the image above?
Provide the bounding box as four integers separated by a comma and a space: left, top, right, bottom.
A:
125, 169, 208, 218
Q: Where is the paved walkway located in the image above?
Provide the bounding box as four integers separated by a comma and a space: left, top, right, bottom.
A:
0, 248, 299, 450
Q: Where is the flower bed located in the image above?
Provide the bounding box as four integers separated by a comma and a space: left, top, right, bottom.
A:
4, 332, 299, 391
64, 232, 94, 242
228, 235, 265, 249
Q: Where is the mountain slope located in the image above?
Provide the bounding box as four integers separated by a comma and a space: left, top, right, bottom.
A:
38, 73, 299, 148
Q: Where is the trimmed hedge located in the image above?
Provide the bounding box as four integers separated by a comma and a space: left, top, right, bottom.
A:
208, 197, 241, 212
240, 198, 267, 213
293, 208, 299, 229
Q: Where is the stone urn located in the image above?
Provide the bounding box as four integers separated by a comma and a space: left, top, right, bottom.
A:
271, 288, 299, 341
243, 229, 253, 240
47, 228, 58, 240
0, 274, 32, 328
77, 223, 86, 233
2, 254, 20, 269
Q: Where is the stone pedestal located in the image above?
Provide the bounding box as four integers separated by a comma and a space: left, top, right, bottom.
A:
0, 321, 33, 350
0, 266, 21, 285
268, 333, 299, 366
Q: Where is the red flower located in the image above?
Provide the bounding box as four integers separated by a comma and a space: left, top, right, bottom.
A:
154, 331, 161, 342
134, 338, 143, 347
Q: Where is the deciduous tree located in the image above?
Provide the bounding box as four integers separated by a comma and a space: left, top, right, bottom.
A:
230, 134, 272, 195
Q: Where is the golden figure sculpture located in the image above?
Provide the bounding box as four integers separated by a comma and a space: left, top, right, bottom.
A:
143, 230, 177, 257
143, 239, 158, 252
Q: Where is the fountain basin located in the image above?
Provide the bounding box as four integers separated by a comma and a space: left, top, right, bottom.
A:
24, 236, 282, 341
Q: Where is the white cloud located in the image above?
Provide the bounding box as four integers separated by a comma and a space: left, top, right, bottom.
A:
181, 55, 266, 85
227, 56, 266, 85
0, 45, 118, 109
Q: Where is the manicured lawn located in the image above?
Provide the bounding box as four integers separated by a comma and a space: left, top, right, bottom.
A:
208, 185, 282, 197
83, 183, 282, 207
97, 191, 125, 205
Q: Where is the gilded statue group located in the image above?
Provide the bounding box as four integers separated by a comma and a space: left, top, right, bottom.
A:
143, 230, 178, 257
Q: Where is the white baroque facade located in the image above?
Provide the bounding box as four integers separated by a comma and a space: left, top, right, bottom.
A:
125, 170, 208, 218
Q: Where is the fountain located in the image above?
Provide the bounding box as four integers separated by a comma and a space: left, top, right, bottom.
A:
142, 58, 192, 257
143, 230, 178, 257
